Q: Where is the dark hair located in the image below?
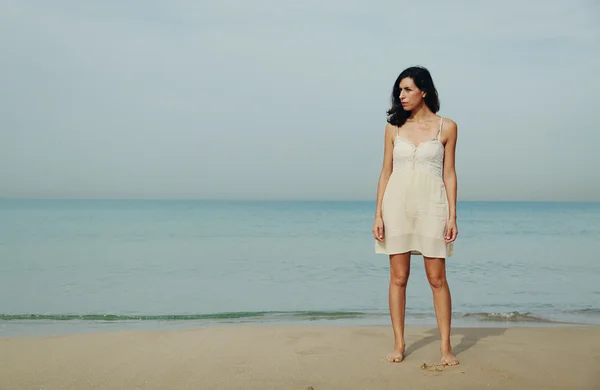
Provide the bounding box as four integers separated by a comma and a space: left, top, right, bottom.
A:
386, 66, 440, 127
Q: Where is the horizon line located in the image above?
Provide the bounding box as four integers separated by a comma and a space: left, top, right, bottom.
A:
0, 197, 598, 203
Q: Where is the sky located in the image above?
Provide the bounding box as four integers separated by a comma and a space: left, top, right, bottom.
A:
1, 0, 599, 201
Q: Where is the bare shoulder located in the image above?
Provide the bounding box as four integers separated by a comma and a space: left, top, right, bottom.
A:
440, 116, 457, 141
440, 117, 457, 146
441, 117, 458, 133
384, 122, 396, 138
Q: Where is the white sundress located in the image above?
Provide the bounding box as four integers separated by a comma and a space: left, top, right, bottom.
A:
375, 117, 454, 258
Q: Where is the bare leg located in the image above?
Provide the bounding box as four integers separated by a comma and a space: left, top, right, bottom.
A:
387, 252, 411, 363
424, 257, 459, 366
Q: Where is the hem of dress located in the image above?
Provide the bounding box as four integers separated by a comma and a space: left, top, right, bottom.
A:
374, 243, 454, 259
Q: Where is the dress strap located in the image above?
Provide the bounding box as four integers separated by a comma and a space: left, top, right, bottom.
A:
437, 117, 444, 140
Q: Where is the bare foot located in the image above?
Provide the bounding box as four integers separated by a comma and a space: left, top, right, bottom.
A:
441, 351, 459, 366
386, 344, 405, 363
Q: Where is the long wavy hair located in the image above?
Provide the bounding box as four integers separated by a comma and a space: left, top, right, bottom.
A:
386, 66, 440, 127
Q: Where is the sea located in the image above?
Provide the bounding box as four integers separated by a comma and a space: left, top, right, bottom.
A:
1, 199, 599, 338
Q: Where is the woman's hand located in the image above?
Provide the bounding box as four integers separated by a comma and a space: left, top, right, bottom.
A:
373, 217, 385, 242
445, 219, 458, 243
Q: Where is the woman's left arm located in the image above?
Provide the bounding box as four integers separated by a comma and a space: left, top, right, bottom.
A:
442, 119, 458, 242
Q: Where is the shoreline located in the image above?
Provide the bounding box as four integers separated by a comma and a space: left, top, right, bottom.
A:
1, 313, 596, 339
1, 325, 599, 389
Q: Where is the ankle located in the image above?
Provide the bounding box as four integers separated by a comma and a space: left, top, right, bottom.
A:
440, 341, 452, 352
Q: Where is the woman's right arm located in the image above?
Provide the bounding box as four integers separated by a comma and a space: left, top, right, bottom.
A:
373, 124, 395, 240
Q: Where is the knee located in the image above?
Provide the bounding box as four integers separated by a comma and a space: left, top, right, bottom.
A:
390, 274, 409, 289
427, 275, 447, 290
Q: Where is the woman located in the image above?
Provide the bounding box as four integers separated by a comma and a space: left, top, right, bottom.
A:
373, 66, 459, 366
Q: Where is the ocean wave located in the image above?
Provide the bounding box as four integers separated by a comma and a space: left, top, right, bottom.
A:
0, 311, 373, 322
565, 308, 600, 315
459, 311, 556, 323
0, 310, 580, 324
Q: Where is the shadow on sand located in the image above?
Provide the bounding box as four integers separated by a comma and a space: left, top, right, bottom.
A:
404, 327, 508, 358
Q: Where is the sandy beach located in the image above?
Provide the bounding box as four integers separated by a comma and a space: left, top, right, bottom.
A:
1, 325, 599, 390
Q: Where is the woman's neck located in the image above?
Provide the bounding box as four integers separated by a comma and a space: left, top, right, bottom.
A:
409, 104, 434, 122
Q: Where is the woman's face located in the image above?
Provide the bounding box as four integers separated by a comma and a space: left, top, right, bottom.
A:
399, 77, 425, 111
